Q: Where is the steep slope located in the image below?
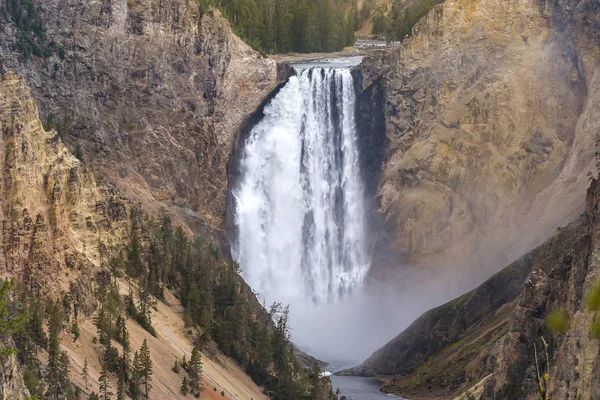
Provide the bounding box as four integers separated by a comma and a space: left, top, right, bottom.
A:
62, 288, 267, 400
0, 0, 278, 233
0, 72, 130, 297
0, 72, 274, 400
346, 177, 600, 399
355, 0, 600, 282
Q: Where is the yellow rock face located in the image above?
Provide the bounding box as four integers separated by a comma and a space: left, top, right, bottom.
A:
372, 0, 600, 279
0, 72, 130, 294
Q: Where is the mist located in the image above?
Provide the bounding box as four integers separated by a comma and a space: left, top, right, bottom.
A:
285, 265, 481, 366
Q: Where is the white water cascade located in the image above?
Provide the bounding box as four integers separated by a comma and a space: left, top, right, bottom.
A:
232, 64, 370, 306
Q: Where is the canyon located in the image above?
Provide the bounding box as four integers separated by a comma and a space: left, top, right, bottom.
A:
1, 0, 600, 399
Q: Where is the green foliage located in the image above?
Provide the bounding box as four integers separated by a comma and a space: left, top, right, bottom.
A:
87, 208, 320, 399
189, 347, 203, 389
587, 279, 600, 311
130, 350, 142, 399
172, 359, 181, 373
99, 361, 112, 400
74, 144, 84, 162
201, 0, 354, 54
1, 0, 55, 59
71, 321, 81, 342
88, 392, 99, 400
138, 339, 153, 398
23, 364, 44, 398
546, 309, 569, 334
371, 7, 387, 35
382, 0, 444, 42
0, 279, 27, 355
587, 278, 600, 339
126, 289, 157, 337
127, 230, 145, 277
534, 337, 549, 400
46, 299, 72, 399
181, 376, 189, 395
43, 114, 71, 139
82, 358, 90, 389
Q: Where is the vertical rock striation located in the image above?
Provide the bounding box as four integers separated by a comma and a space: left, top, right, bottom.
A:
0, 72, 130, 298
355, 0, 600, 284
0, 0, 278, 232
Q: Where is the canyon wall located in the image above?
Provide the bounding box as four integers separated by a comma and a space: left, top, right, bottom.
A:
0, 72, 131, 299
356, 0, 600, 282
0, 0, 278, 234
347, 177, 600, 400
0, 69, 273, 400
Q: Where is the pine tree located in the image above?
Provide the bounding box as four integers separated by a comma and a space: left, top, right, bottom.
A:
82, 357, 89, 389
98, 361, 112, 400
27, 294, 47, 349
117, 374, 126, 400
46, 299, 67, 399
127, 230, 144, 277
187, 280, 202, 326
180, 376, 188, 395
189, 347, 203, 389
130, 350, 141, 400
139, 339, 153, 398
66, 383, 76, 400
181, 354, 188, 370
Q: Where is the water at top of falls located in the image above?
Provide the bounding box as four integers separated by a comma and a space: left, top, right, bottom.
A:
232, 65, 370, 306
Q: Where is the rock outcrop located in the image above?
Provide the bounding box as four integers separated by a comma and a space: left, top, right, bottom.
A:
0, 70, 273, 400
356, 0, 600, 282
0, 72, 131, 293
344, 1, 600, 398
346, 176, 600, 399
0, 339, 30, 400
0, 0, 278, 233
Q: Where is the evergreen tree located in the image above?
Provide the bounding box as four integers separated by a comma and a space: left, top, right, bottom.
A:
180, 376, 188, 395
139, 339, 153, 398
27, 294, 47, 349
82, 357, 90, 389
206, 0, 353, 54
66, 383, 76, 400
46, 300, 69, 399
127, 229, 144, 277
181, 354, 188, 370
0, 279, 27, 355
130, 350, 141, 400
186, 280, 202, 326
117, 374, 126, 400
99, 361, 112, 400
189, 347, 203, 389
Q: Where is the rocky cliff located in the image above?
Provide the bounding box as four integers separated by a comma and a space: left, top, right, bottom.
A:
356, 0, 600, 283
0, 72, 130, 299
0, 0, 278, 234
344, 0, 600, 398
0, 70, 272, 400
346, 176, 600, 399
0, 339, 30, 400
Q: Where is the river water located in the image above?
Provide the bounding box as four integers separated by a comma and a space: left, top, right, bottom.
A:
329, 375, 404, 400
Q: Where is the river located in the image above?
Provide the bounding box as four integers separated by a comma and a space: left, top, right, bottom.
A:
329, 375, 405, 400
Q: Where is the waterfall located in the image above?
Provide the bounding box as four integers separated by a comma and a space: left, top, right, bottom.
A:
232, 65, 370, 305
